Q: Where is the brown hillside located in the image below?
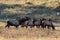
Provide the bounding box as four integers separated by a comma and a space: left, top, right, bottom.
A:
0, 0, 60, 8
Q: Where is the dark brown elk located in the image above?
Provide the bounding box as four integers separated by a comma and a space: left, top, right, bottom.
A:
21, 18, 42, 28
41, 18, 55, 30
5, 16, 30, 28
21, 18, 34, 28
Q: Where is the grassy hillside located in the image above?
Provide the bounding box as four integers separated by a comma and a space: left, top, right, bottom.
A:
0, 0, 60, 7
0, 0, 60, 22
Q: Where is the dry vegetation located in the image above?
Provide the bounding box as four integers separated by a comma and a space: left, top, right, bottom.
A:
0, 22, 60, 40
0, 0, 60, 8
0, 0, 60, 40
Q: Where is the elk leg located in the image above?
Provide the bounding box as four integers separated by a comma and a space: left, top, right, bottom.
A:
5, 24, 10, 28
51, 25, 55, 30
15, 25, 18, 28
30, 26, 34, 28
5, 25, 8, 28
26, 26, 28, 28
7, 25, 10, 28
36, 25, 40, 28
47, 25, 50, 29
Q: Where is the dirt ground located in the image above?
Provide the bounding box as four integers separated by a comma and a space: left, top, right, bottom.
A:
0, 22, 60, 40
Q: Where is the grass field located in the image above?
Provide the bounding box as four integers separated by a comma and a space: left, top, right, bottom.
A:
0, 22, 60, 40
0, 0, 60, 40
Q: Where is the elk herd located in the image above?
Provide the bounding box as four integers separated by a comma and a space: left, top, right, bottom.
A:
5, 16, 55, 30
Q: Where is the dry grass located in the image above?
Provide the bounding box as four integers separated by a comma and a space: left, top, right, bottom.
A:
0, 22, 60, 40
0, 0, 60, 7
0, 0, 60, 40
